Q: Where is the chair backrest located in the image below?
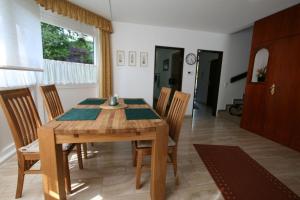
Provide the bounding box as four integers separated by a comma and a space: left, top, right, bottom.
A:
40, 84, 64, 121
166, 91, 190, 144
155, 87, 171, 117
0, 88, 41, 149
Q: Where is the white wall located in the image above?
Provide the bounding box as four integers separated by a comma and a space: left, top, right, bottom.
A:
0, 0, 43, 88
0, 0, 43, 68
218, 28, 253, 109
57, 85, 98, 111
0, 0, 43, 164
111, 22, 229, 115
0, 109, 15, 164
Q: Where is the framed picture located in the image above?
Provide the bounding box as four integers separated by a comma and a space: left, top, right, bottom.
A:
128, 51, 136, 66
116, 50, 125, 66
163, 59, 169, 71
140, 52, 148, 67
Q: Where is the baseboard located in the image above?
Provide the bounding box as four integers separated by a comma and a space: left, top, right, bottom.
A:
0, 143, 15, 165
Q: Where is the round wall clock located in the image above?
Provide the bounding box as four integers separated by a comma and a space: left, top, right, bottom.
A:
185, 53, 197, 65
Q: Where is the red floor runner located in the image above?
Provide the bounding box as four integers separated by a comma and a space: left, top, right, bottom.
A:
194, 144, 300, 200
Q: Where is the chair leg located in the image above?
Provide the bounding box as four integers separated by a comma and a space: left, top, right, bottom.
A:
76, 144, 83, 170
136, 150, 144, 189
63, 152, 72, 194
82, 143, 88, 159
171, 148, 180, 185
171, 149, 178, 177
15, 161, 25, 199
132, 141, 137, 166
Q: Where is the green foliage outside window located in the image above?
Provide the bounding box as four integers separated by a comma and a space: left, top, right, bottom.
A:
41, 22, 94, 64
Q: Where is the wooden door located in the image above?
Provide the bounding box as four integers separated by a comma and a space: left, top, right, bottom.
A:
263, 36, 300, 147
242, 4, 300, 152
241, 83, 266, 135
241, 45, 270, 135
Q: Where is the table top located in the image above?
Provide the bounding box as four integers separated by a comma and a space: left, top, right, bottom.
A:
43, 98, 165, 135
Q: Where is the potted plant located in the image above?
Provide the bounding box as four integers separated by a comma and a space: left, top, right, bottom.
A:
257, 67, 267, 82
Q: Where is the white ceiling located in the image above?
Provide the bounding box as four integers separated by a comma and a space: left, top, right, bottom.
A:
69, 0, 300, 33
69, 0, 111, 19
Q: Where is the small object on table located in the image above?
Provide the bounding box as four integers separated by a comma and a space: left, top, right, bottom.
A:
100, 95, 128, 110
108, 96, 118, 106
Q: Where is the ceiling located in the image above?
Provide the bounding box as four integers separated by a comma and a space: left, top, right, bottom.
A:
69, 0, 300, 34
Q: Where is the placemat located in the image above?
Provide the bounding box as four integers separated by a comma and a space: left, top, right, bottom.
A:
79, 98, 106, 105
125, 108, 160, 120
123, 98, 146, 105
57, 108, 101, 121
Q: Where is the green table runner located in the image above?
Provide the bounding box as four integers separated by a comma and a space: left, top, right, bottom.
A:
125, 108, 160, 120
57, 108, 101, 121
124, 98, 146, 105
79, 98, 106, 105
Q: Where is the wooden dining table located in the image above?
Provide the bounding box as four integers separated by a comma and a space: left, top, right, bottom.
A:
37, 98, 169, 200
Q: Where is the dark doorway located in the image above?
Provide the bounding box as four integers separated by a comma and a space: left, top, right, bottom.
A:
193, 49, 223, 117
153, 46, 184, 107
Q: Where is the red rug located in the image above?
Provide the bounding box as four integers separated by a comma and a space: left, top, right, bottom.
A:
194, 144, 300, 200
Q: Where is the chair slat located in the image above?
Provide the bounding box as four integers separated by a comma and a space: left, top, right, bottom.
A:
10, 98, 29, 146
22, 96, 37, 140
166, 91, 190, 143
155, 87, 171, 117
0, 88, 41, 148
40, 85, 64, 120
16, 97, 32, 145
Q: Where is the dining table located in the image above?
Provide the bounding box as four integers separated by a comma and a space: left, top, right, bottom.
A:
37, 98, 169, 200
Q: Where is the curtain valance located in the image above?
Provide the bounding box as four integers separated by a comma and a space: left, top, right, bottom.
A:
35, 0, 113, 33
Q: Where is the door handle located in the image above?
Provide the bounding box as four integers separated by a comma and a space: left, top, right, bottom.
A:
269, 83, 276, 95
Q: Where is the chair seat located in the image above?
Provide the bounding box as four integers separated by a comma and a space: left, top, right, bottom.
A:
19, 139, 72, 153
136, 136, 176, 148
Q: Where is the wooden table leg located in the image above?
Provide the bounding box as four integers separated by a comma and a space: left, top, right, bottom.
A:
82, 143, 88, 159
150, 123, 169, 200
38, 127, 66, 200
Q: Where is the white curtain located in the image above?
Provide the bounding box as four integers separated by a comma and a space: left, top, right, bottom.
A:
43, 59, 97, 85
0, 70, 37, 88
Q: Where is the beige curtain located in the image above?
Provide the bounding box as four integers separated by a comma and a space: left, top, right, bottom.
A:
36, 0, 114, 97
100, 30, 113, 98
36, 0, 112, 32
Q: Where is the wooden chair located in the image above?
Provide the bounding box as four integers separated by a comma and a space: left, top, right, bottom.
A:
131, 87, 171, 166
155, 87, 171, 117
133, 91, 190, 189
0, 88, 81, 198
40, 84, 88, 159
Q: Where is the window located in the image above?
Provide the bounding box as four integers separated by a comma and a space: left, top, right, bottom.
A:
41, 22, 94, 64
41, 22, 97, 85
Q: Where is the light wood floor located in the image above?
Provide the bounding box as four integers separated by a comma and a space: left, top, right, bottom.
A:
1, 110, 300, 200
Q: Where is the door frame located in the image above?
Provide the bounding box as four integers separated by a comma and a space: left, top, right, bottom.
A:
153, 45, 185, 106
193, 49, 223, 116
